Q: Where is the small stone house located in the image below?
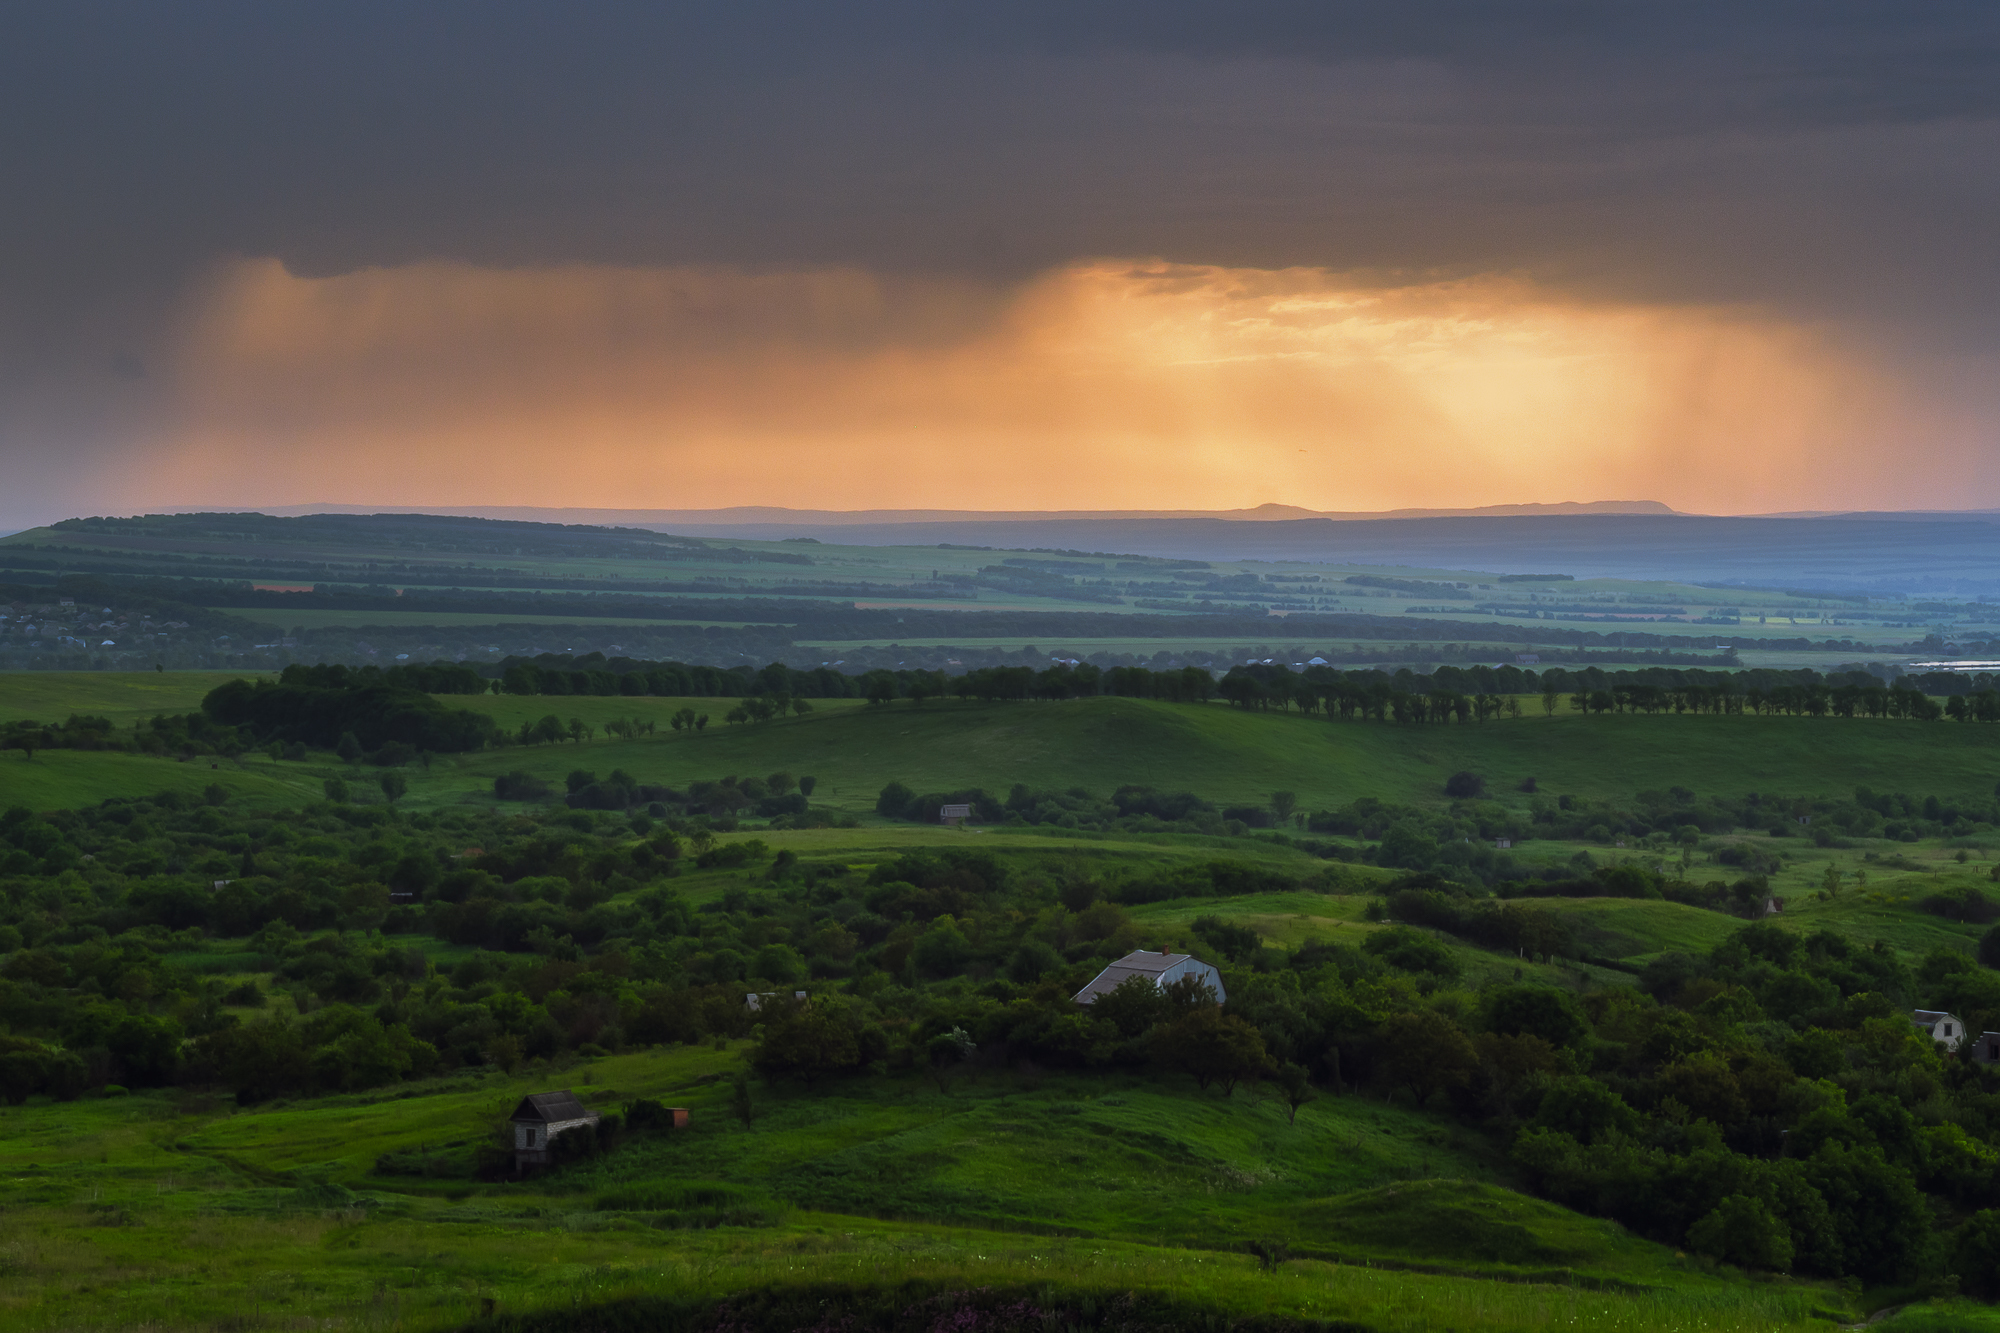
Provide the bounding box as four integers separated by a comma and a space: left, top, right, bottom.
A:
940, 803, 972, 826
508, 1090, 598, 1171
1072, 948, 1226, 1007
1913, 1009, 1968, 1053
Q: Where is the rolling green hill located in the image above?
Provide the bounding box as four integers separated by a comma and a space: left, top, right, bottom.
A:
0, 670, 254, 726
436, 697, 2000, 816
6, 674, 2000, 825
12, 669, 2000, 1330
0, 1045, 1848, 1333
0, 748, 320, 811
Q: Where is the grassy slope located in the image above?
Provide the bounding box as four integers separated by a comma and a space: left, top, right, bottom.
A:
0, 1047, 1847, 1333
1, 671, 1992, 976
5, 674, 2000, 813
433, 699, 2000, 816
1, 676, 1966, 1328
0, 670, 251, 725
0, 749, 323, 812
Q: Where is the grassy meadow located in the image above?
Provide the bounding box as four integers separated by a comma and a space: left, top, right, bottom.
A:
0, 1042, 1859, 1333
10, 682, 2000, 820
10, 671, 2000, 1330
0, 671, 253, 725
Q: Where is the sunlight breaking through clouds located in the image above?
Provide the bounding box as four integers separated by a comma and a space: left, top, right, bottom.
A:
142, 256, 1958, 515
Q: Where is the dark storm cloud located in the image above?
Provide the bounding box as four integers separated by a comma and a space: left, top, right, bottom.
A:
4, 3, 1997, 311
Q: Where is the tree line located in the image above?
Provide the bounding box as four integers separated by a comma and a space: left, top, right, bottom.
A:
1212, 662, 2000, 723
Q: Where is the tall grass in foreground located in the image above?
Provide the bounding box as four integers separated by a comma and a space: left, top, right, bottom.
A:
0, 1214, 1844, 1333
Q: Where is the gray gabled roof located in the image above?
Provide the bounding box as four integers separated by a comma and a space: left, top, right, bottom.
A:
1108, 949, 1189, 975
510, 1090, 592, 1123
1072, 950, 1201, 1004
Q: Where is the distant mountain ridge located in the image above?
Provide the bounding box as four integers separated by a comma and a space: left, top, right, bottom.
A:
21, 502, 2000, 591
227, 499, 1681, 525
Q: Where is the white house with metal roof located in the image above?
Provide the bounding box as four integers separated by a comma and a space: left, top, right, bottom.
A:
1913, 1009, 1969, 1052
1072, 948, 1225, 1006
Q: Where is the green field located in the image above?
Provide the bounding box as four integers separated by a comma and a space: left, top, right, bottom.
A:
6, 676, 2000, 819
429, 698, 2000, 816
224, 609, 754, 630
0, 1045, 1854, 1333
10, 670, 2000, 1330
8, 511, 1985, 664
0, 671, 255, 726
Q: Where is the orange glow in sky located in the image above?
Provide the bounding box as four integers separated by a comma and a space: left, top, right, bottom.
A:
136, 256, 1975, 514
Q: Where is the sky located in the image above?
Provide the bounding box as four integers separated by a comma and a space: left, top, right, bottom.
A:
3, 3, 1999, 529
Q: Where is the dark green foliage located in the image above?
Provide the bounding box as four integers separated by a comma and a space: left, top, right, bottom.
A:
1090, 975, 1170, 1039
1373, 1012, 1477, 1107
205, 666, 500, 754
1919, 882, 2000, 924
1686, 1195, 1795, 1271
1191, 915, 1260, 963
1360, 926, 1460, 980
751, 998, 878, 1084
1529, 1077, 1636, 1146
1957, 1209, 2000, 1299
0, 1035, 87, 1103
1273, 1062, 1317, 1124
1150, 1007, 1271, 1096
1483, 985, 1589, 1050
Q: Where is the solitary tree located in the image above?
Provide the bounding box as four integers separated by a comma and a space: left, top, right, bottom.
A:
1271, 791, 1298, 823
335, 731, 363, 764
1444, 770, 1485, 799
379, 771, 408, 803
1273, 1062, 1318, 1124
